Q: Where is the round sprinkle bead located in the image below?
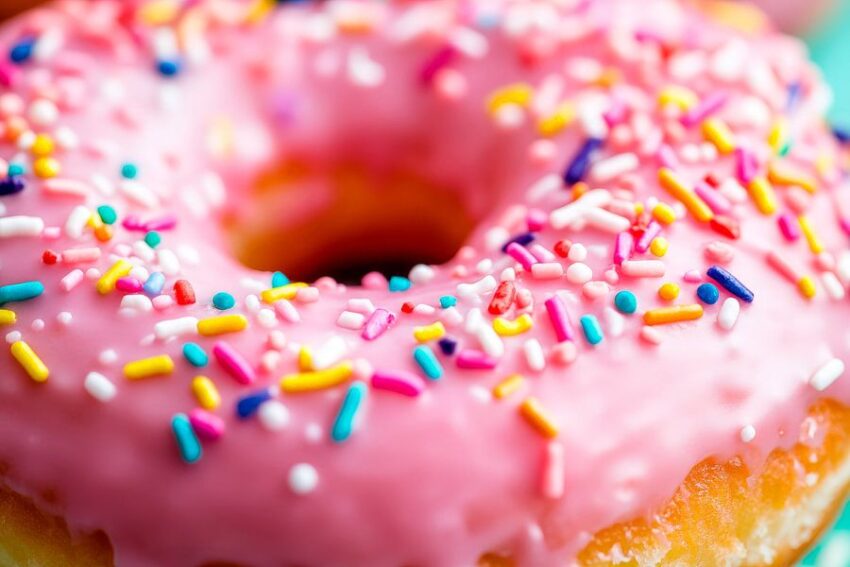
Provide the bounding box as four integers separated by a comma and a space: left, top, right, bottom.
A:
144, 231, 161, 248
121, 162, 139, 179
33, 157, 60, 179
157, 58, 182, 77
697, 283, 720, 305
212, 292, 236, 311
288, 463, 319, 495
614, 290, 637, 314
658, 282, 680, 301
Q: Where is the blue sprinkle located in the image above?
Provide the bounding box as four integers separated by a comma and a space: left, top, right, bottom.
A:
786, 82, 802, 112
143, 231, 161, 249
142, 272, 166, 296
706, 265, 754, 303
157, 58, 182, 77
413, 345, 443, 380
438, 337, 458, 356
0, 280, 44, 305
212, 292, 236, 310
696, 283, 720, 305
834, 126, 850, 144
171, 413, 202, 464
0, 176, 25, 196
182, 342, 208, 367
501, 232, 535, 253
613, 290, 637, 314
388, 276, 411, 292
331, 382, 367, 443
439, 295, 457, 309
7, 163, 25, 177
271, 271, 289, 287
121, 162, 138, 179
236, 389, 273, 419
580, 314, 603, 345
9, 38, 35, 64
563, 137, 603, 185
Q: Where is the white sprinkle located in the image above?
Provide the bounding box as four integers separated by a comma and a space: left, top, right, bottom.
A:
295, 287, 320, 303
523, 339, 546, 372
120, 294, 153, 313
257, 308, 277, 329
484, 227, 511, 251
98, 349, 118, 366
567, 243, 587, 262
28, 98, 59, 127
31, 319, 45, 332
120, 180, 158, 208
412, 304, 436, 316
531, 262, 564, 280
717, 297, 740, 331
566, 262, 592, 284
6, 331, 22, 344
274, 299, 300, 323
0, 216, 46, 238
620, 260, 665, 278
85, 372, 117, 402
60, 269, 85, 292
501, 267, 517, 282
549, 189, 612, 229
526, 173, 562, 202
54, 126, 78, 151
259, 400, 290, 431
348, 48, 384, 88
43, 178, 91, 199
347, 298, 375, 315
91, 174, 115, 196
476, 258, 493, 274
640, 325, 664, 345
408, 264, 435, 285
440, 306, 464, 328
477, 323, 504, 358
810, 358, 845, 392
288, 463, 319, 494
245, 294, 261, 313
311, 336, 348, 370
154, 317, 199, 340
821, 272, 846, 300
56, 312, 72, 326
64, 205, 91, 239
33, 28, 64, 61
740, 425, 756, 443
603, 307, 625, 338
337, 311, 365, 330
157, 249, 180, 276
590, 152, 639, 183
260, 350, 281, 373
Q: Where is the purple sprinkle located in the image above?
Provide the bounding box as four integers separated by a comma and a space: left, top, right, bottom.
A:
634, 221, 662, 254
681, 91, 728, 128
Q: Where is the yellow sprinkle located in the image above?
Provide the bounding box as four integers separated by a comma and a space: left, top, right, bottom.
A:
0, 309, 16, 325
486, 83, 533, 114
657, 86, 698, 110
767, 119, 788, 152
658, 168, 713, 223
197, 314, 248, 336
33, 157, 60, 179
124, 355, 174, 380
701, 118, 736, 154
593, 68, 620, 88
493, 374, 525, 400
537, 102, 575, 137
815, 153, 834, 178
493, 314, 534, 337
797, 276, 817, 300
244, 0, 276, 24
652, 202, 676, 225
650, 237, 669, 257
10, 341, 48, 383
414, 322, 446, 343
87, 211, 104, 230
767, 161, 817, 194
191, 376, 221, 410
746, 176, 778, 215
31, 134, 54, 157
260, 283, 308, 304
138, 0, 180, 25
633, 202, 645, 216
280, 362, 353, 393
519, 397, 559, 438
798, 215, 824, 254
698, 0, 768, 33
643, 304, 704, 326
658, 282, 680, 301
570, 182, 589, 199
96, 259, 133, 295
298, 346, 314, 372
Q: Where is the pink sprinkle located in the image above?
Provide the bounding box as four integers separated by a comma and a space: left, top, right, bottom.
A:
526, 208, 547, 232
188, 409, 225, 441
704, 242, 734, 264
620, 260, 665, 278
551, 341, 577, 365
362, 308, 396, 341
529, 243, 556, 263
122, 215, 146, 232
735, 147, 758, 184
152, 295, 174, 310
681, 91, 728, 127
371, 370, 426, 397
456, 350, 498, 370
213, 341, 256, 385
613, 232, 634, 265
541, 441, 565, 499
420, 45, 457, 84
144, 215, 178, 231
0, 64, 20, 88
506, 242, 537, 271
274, 299, 300, 323
516, 288, 533, 309
116, 277, 143, 293
582, 281, 610, 300
43, 178, 92, 198
42, 226, 61, 240
295, 287, 319, 303
766, 251, 802, 283
777, 213, 800, 241
657, 144, 679, 169
634, 221, 662, 254
61, 247, 101, 264
683, 270, 702, 283
544, 295, 575, 343
640, 326, 664, 345
603, 97, 626, 127
361, 271, 388, 290
60, 269, 84, 292
531, 262, 564, 280
694, 182, 732, 214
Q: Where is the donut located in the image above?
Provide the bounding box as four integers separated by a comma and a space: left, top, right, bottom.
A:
0, 0, 849, 565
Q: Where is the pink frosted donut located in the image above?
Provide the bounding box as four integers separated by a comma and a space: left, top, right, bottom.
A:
0, 0, 849, 566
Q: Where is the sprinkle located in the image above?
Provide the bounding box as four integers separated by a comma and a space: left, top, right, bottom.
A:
696, 283, 720, 305
188, 409, 225, 441
124, 355, 174, 380
388, 276, 411, 292
767, 161, 817, 193
288, 463, 319, 495
797, 215, 824, 254
439, 296, 457, 308
271, 271, 289, 287
438, 337, 458, 356
563, 137, 603, 185
650, 237, 669, 257
331, 382, 367, 442
33, 157, 59, 179
822, 272, 845, 300
810, 358, 845, 392
154, 317, 199, 340
60, 269, 84, 292
620, 260, 665, 278
337, 310, 365, 330
658, 282, 680, 301
718, 297, 740, 330
174, 280, 196, 305
681, 91, 728, 127
643, 304, 704, 326
501, 232, 535, 253
143, 272, 166, 296
197, 314, 248, 336
487, 83, 533, 113
361, 308, 396, 341
706, 265, 754, 303
258, 400, 290, 431
0, 176, 25, 196
371, 370, 426, 397
505, 242, 537, 271
97, 205, 117, 225
520, 397, 559, 438
635, 221, 663, 254
701, 118, 736, 154
236, 389, 274, 419
488, 281, 516, 315
183, 343, 208, 367
171, 413, 202, 464
413, 345, 443, 380
613, 231, 633, 265
456, 349, 497, 370
281, 362, 353, 393
579, 314, 603, 345
544, 296, 575, 342
311, 336, 349, 370
493, 374, 525, 399
0, 215, 44, 238
524, 339, 546, 372
414, 321, 446, 343
777, 214, 800, 241
0, 309, 16, 325
694, 181, 732, 215
84, 372, 116, 402
10, 341, 48, 382
96, 259, 133, 294
541, 441, 565, 499
61, 247, 101, 264
566, 262, 592, 284
260, 282, 308, 303
746, 177, 778, 215
493, 314, 533, 337
213, 341, 256, 385
9, 38, 35, 64
766, 252, 815, 299
0, 281, 44, 305
652, 202, 677, 225
658, 168, 713, 222
740, 425, 756, 443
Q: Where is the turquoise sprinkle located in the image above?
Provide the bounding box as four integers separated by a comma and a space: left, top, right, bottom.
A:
331, 382, 367, 443
182, 342, 208, 367
121, 162, 138, 179
144, 231, 161, 248
413, 345, 443, 380
212, 292, 235, 310
97, 205, 117, 225
271, 271, 289, 287
614, 290, 637, 314
388, 276, 411, 292
580, 314, 603, 345
171, 413, 202, 464
0, 281, 44, 305
7, 163, 25, 177
439, 295, 457, 309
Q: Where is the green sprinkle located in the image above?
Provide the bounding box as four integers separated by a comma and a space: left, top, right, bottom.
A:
97, 205, 117, 225
144, 231, 161, 248
212, 292, 235, 310
121, 162, 139, 179
614, 290, 637, 314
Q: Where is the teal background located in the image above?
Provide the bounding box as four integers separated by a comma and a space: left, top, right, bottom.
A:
795, 3, 849, 565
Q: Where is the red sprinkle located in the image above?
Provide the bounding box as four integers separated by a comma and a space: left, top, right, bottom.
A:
554, 240, 572, 258
42, 250, 59, 265
709, 216, 741, 240
401, 302, 415, 314
488, 281, 516, 315
704, 173, 721, 188
174, 279, 196, 305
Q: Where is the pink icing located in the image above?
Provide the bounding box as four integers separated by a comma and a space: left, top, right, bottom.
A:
0, 1, 847, 566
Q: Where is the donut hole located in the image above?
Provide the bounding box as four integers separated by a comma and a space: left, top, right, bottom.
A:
224, 160, 477, 285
